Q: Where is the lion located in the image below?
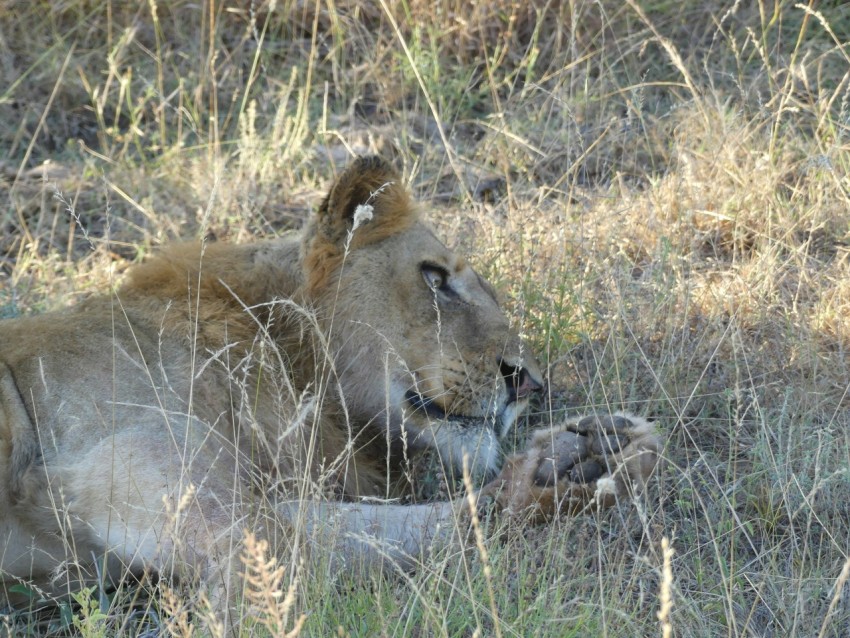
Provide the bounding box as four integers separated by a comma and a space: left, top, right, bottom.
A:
0, 156, 661, 617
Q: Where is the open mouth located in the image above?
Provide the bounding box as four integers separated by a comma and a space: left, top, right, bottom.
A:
405, 390, 511, 429
405, 389, 450, 419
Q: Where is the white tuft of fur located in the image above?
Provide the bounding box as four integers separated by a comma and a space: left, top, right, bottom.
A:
595, 476, 618, 497
496, 400, 522, 438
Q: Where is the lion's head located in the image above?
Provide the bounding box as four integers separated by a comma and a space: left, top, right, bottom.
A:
300, 157, 543, 478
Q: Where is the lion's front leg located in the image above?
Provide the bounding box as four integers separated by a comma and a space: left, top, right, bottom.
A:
480, 413, 662, 522
278, 498, 464, 573
276, 415, 661, 572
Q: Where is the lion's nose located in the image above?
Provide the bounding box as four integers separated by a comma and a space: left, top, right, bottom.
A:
499, 359, 543, 403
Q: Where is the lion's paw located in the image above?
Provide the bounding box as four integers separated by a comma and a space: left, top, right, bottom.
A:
480, 413, 662, 522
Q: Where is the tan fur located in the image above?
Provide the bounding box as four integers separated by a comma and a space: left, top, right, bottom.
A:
0, 157, 661, 616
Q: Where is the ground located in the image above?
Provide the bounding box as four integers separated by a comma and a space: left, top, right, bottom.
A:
1, 1, 850, 636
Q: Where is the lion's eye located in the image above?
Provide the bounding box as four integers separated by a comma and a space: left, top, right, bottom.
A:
421, 264, 448, 291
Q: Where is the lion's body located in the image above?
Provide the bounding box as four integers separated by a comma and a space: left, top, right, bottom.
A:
0, 240, 299, 600
0, 157, 661, 613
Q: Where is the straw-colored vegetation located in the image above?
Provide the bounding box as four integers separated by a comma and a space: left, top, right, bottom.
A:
2, 0, 849, 635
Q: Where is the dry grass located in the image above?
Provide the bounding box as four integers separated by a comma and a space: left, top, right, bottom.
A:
2, 0, 850, 635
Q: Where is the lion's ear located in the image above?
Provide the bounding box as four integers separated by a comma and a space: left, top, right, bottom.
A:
302, 156, 419, 294
314, 156, 417, 248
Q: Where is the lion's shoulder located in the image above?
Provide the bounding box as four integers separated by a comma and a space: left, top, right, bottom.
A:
116, 237, 303, 347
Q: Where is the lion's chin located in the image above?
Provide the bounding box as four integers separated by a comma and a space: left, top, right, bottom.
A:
402, 393, 531, 481
429, 419, 502, 481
